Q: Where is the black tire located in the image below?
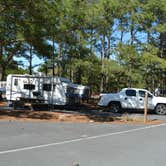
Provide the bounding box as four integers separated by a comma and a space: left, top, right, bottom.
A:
108, 102, 121, 113
155, 104, 166, 115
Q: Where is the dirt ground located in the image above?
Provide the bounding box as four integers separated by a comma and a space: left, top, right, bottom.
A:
0, 101, 164, 125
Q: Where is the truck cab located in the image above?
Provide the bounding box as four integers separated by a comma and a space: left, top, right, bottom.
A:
119, 88, 154, 110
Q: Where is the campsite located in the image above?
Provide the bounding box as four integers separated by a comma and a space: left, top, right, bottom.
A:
0, 0, 166, 165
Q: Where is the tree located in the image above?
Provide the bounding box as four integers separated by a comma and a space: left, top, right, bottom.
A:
0, 0, 53, 80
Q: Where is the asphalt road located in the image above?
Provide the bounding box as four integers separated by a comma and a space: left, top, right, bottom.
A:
0, 121, 166, 166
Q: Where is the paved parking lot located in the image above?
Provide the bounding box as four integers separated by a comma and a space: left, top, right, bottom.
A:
0, 121, 166, 166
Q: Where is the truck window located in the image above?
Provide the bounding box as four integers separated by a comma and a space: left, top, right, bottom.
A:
139, 90, 153, 98
43, 84, 51, 91
24, 84, 35, 90
126, 90, 136, 97
139, 90, 145, 97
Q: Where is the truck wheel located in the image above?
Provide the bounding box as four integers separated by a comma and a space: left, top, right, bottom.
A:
155, 104, 166, 115
109, 102, 121, 113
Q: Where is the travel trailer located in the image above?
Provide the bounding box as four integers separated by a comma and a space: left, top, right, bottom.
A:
6, 74, 67, 106
6, 74, 90, 107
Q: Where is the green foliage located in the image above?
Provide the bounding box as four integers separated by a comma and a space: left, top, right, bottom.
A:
1, 0, 166, 93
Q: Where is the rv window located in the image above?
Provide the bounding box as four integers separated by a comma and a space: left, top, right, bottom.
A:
14, 79, 18, 86
24, 84, 35, 90
43, 84, 51, 91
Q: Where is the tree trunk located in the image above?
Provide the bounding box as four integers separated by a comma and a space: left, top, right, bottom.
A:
0, 46, 2, 80
147, 31, 150, 44
0, 65, 3, 81
106, 33, 111, 59
100, 35, 106, 93
45, 60, 48, 76
58, 43, 63, 76
130, 10, 134, 46
130, 24, 134, 45
0, 45, 5, 81
52, 38, 55, 76
29, 45, 33, 75
120, 19, 124, 43
0, 62, 6, 81
76, 66, 81, 84
158, 32, 166, 58
69, 67, 74, 82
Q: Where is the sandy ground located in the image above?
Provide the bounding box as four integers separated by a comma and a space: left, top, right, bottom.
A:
0, 101, 164, 124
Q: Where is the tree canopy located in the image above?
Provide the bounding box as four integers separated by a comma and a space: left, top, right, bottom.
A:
0, 0, 166, 93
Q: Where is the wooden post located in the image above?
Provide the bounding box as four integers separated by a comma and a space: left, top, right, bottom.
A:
144, 91, 148, 123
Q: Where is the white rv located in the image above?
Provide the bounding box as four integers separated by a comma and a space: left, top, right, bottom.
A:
6, 74, 67, 106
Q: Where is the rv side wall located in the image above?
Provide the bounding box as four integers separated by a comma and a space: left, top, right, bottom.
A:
6, 74, 67, 106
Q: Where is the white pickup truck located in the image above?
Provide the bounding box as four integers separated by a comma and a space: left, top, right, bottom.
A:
98, 88, 166, 115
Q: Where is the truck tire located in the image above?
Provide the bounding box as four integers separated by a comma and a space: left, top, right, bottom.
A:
155, 104, 166, 115
108, 102, 121, 113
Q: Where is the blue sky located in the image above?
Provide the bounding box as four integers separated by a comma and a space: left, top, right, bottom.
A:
14, 55, 45, 72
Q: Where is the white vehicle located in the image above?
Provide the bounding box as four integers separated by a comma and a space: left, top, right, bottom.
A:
98, 88, 166, 115
6, 74, 67, 106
